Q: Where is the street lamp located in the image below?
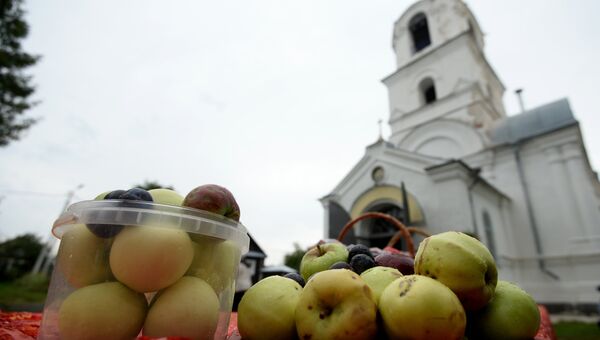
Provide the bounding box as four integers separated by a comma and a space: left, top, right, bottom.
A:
31, 184, 84, 275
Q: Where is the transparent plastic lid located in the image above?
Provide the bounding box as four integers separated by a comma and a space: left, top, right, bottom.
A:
52, 200, 250, 254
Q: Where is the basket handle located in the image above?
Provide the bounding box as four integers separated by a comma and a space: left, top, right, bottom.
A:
336, 212, 415, 257
386, 227, 431, 249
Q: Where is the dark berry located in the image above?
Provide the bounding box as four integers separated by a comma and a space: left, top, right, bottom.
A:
105, 190, 127, 200
329, 261, 352, 270
120, 188, 153, 202
283, 272, 305, 287
350, 254, 375, 274
348, 244, 373, 261
87, 224, 124, 238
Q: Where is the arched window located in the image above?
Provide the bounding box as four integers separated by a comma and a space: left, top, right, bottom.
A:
419, 77, 437, 105
482, 210, 497, 259
409, 13, 431, 53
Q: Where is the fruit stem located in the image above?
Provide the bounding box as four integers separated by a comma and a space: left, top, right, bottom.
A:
317, 244, 325, 256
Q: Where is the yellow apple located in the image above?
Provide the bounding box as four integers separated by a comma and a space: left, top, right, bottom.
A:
58, 282, 147, 340
144, 276, 220, 339
109, 225, 194, 292
360, 266, 403, 305
56, 224, 113, 288
238, 276, 302, 340
186, 235, 241, 295
467, 280, 540, 340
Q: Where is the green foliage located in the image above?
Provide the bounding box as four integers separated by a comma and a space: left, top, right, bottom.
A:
14, 273, 48, 292
283, 242, 305, 272
0, 233, 43, 281
553, 321, 600, 340
134, 180, 174, 191
0, 280, 46, 305
0, 0, 40, 146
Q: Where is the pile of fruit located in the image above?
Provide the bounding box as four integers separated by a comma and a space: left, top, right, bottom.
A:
50, 184, 243, 340
237, 231, 541, 340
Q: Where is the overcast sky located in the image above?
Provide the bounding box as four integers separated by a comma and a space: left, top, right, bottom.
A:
1, 0, 599, 265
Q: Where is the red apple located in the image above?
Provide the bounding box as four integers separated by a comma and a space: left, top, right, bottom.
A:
182, 184, 240, 221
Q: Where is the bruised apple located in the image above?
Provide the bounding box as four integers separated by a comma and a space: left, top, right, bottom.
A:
379, 275, 466, 340
415, 231, 497, 310
295, 269, 377, 340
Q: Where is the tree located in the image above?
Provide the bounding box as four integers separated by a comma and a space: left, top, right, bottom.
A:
283, 242, 305, 272
1, 0, 39, 146
134, 180, 174, 191
0, 233, 43, 281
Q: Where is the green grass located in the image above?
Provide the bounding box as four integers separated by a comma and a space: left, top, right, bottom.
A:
553, 321, 600, 340
0, 274, 48, 306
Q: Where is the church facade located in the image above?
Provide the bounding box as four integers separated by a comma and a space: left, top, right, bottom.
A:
321, 0, 600, 312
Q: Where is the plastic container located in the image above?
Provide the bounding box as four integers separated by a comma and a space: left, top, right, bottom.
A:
38, 200, 250, 340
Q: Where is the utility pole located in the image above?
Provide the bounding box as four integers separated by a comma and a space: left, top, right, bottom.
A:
31, 184, 84, 275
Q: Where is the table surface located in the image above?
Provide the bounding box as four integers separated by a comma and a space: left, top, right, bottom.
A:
0, 306, 556, 340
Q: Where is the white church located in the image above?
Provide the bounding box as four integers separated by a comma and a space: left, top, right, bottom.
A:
321, 0, 600, 313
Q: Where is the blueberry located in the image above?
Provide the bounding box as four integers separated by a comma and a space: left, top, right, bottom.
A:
87, 224, 124, 238
283, 272, 305, 287
350, 254, 375, 274
329, 261, 352, 270
348, 244, 373, 261
104, 190, 127, 200
119, 188, 153, 202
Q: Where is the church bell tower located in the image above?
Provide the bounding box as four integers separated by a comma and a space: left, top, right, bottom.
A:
384, 0, 506, 159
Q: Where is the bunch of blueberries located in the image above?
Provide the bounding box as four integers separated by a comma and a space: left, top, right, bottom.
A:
87, 188, 153, 238
283, 244, 376, 288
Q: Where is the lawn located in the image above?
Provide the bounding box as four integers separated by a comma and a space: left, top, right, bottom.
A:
0, 274, 48, 311
553, 321, 600, 340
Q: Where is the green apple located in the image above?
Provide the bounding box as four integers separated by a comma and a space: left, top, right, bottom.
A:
379, 275, 466, 340
109, 225, 194, 292
186, 236, 241, 295
94, 191, 110, 200
295, 269, 377, 340
56, 224, 113, 288
360, 266, 403, 305
238, 275, 302, 340
299, 242, 348, 281
148, 188, 184, 206
58, 281, 147, 340
414, 231, 498, 310
144, 276, 220, 339
467, 280, 540, 340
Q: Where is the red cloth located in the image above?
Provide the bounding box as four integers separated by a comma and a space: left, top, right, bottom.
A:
0, 308, 556, 340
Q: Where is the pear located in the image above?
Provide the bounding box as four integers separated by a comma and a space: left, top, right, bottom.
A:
414, 231, 497, 310
467, 280, 540, 340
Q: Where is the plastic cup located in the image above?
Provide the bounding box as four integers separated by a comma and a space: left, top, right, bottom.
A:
38, 200, 249, 340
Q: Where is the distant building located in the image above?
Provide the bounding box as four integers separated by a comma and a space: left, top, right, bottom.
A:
321, 0, 600, 313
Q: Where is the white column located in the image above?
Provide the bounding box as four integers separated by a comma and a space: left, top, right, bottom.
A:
561, 143, 599, 237
543, 146, 585, 235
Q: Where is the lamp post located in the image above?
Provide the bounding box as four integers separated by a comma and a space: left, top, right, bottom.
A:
31, 184, 84, 275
